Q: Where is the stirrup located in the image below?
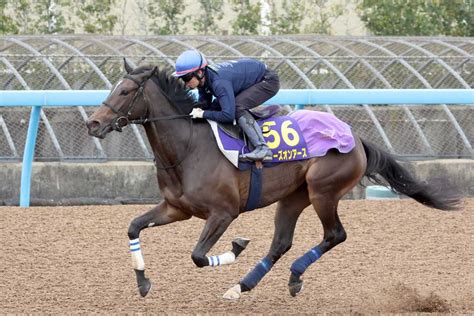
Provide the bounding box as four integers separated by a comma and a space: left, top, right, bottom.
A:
239, 148, 273, 162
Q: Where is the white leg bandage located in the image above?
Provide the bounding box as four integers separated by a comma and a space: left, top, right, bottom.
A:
129, 238, 145, 270
208, 251, 236, 267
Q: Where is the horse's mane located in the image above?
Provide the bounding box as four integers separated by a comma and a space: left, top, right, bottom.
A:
130, 65, 197, 115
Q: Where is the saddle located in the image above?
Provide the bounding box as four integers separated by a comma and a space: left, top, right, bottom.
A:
208, 108, 356, 169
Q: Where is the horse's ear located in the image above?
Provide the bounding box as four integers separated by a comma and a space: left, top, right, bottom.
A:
143, 66, 158, 79
124, 58, 133, 74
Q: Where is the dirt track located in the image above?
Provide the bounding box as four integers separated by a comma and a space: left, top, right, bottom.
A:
1, 198, 473, 314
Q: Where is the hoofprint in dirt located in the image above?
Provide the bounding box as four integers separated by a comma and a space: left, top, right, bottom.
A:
0, 198, 472, 314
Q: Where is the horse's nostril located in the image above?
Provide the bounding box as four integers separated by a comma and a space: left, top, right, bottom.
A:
86, 119, 100, 131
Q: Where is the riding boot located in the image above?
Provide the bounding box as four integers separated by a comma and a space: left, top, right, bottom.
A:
238, 112, 273, 161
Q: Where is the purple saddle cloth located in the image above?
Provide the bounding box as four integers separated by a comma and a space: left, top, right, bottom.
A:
289, 110, 355, 157
210, 110, 355, 168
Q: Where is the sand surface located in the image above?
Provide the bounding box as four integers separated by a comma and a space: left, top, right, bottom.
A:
1, 198, 473, 314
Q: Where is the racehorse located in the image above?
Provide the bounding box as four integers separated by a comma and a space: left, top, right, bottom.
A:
86, 60, 460, 300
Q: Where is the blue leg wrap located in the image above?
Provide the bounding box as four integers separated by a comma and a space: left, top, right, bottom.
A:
290, 246, 322, 277
241, 257, 273, 290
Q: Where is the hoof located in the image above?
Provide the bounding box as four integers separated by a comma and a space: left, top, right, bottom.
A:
288, 275, 303, 297
223, 284, 241, 300
233, 237, 251, 248
138, 278, 152, 297
231, 237, 250, 257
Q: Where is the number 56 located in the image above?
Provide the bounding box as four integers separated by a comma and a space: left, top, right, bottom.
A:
261, 120, 300, 149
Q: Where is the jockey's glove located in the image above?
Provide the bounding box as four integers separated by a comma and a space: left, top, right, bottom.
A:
190, 108, 204, 119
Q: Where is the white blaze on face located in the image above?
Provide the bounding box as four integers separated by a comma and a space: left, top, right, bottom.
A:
111, 80, 124, 95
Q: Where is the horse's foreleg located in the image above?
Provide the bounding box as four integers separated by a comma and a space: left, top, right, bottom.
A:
191, 212, 236, 268
128, 201, 190, 297
224, 186, 309, 300
288, 196, 345, 297
206, 236, 250, 267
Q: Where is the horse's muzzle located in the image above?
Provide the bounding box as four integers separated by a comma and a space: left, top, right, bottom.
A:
86, 119, 112, 139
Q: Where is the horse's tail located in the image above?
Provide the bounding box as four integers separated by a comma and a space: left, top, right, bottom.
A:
361, 138, 461, 210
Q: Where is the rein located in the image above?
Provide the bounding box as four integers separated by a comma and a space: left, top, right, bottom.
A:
129, 114, 190, 124
104, 72, 194, 170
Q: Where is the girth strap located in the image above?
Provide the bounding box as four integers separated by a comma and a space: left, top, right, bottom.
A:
244, 164, 263, 211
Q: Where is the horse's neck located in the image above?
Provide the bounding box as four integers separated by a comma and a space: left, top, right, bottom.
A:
144, 118, 214, 190
143, 93, 190, 169
142, 87, 219, 195
144, 118, 188, 166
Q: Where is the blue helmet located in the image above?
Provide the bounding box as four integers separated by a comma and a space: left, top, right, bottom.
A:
173, 50, 208, 77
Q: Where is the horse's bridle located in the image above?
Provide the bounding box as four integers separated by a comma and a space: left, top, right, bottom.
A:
102, 71, 193, 170
102, 72, 154, 132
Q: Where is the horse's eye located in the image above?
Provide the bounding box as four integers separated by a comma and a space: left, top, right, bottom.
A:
120, 90, 129, 96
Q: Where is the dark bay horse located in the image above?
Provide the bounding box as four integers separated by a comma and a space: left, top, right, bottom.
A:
86, 61, 460, 300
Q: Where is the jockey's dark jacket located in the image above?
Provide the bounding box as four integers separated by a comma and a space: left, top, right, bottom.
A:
197, 59, 267, 123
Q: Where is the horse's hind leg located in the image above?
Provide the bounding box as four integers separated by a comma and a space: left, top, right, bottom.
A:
128, 201, 191, 297
288, 197, 344, 296
223, 185, 310, 299
288, 150, 365, 297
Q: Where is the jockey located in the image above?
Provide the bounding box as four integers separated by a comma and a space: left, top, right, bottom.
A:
173, 50, 280, 162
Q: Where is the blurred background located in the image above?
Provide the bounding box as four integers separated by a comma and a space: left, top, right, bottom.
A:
1, 0, 472, 37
